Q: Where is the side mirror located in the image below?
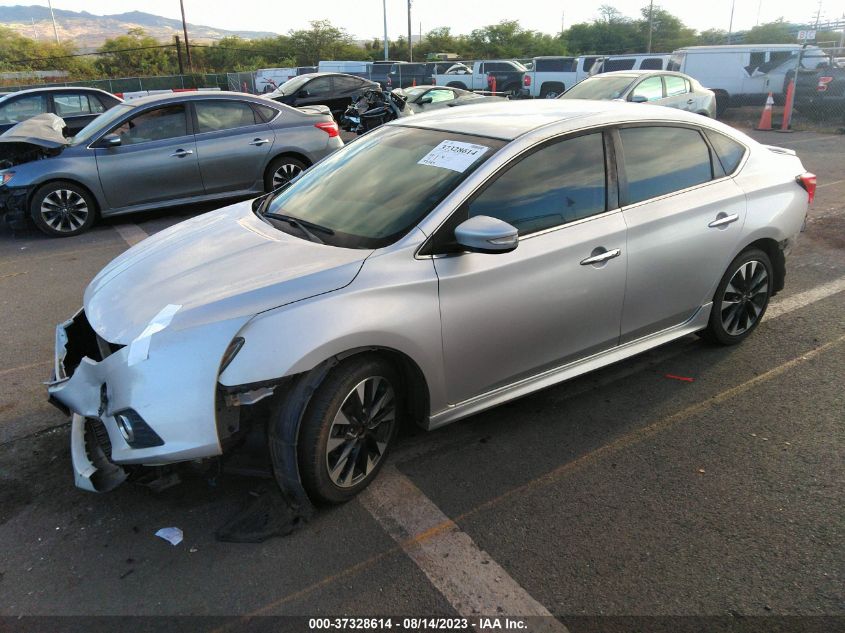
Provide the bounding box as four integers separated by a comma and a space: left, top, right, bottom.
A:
102, 134, 122, 147
630, 94, 648, 103
418, 95, 433, 104
454, 215, 518, 254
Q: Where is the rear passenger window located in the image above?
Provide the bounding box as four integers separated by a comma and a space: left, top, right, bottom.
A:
664, 75, 688, 96
639, 57, 664, 70
705, 130, 746, 175
604, 58, 636, 72
468, 133, 607, 235
195, 100, 258, 133
620, 127, 713, 204
536, 58, 574, 72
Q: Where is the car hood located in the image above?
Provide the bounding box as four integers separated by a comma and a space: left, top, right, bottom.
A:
84, 200, 372, 344
0, 113, 68, 148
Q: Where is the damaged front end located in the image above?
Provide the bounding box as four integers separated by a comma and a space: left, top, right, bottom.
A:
48, 307, 255, 492
1, 114, 69, 228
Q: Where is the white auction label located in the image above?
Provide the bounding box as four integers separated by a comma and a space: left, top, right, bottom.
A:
418, 140, 490, 173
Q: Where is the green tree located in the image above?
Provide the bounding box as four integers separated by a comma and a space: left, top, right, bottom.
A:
743, 19, 797, 44
639, 5, 696, 52
288, 20, 360, 66
96, 28, 175, 77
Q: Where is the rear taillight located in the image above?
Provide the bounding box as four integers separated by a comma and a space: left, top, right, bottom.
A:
797, 172, 817, 204
817, 76, 833, 92
315, 121, 339, 138
523, 74, 531, 86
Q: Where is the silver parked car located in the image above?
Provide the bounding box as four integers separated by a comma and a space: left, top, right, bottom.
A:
48, 100, 814, 504
560, 70, 718, 118
0, 91, 343, 236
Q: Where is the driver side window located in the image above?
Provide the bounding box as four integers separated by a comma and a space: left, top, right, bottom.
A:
467, 132, 608, 236
304, 77, 332, 96
631, 76, 663, 102
111, 104, 188, 145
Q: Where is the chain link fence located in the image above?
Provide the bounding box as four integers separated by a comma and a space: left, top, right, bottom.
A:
0, 73, 231, 93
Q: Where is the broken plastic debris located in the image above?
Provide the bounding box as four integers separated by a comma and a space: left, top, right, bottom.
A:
155, 527, 183, 546
665, 374, 694, 382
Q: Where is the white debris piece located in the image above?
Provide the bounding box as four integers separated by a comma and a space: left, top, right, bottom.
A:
155, 527, 183, 546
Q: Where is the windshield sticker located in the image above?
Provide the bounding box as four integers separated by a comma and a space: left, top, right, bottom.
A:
418, 140, 490, 173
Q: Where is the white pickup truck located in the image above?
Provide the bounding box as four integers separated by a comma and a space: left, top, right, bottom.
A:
433, 60, 528, 96
520, 56, 604, 98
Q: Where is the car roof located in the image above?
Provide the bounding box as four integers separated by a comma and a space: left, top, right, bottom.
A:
393, 99, 711, 141
116, 90, 276, 108
0, 86, 116, 101
588, 70, 690, 79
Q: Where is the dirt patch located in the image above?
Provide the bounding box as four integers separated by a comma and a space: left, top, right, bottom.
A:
0, 477, 33, 526
806, 214, 845, 250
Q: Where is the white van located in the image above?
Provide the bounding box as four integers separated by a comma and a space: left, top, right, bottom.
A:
668, 44, 828, 113
591, 54, 671, 74
317, 60, 371, 78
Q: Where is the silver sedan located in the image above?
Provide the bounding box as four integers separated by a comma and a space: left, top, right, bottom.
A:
0, 91, 343, 236
48, 100, 813, 505
560, 70, 718, 118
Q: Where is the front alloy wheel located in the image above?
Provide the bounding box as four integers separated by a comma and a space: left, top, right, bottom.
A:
326, 377, 395, 488
296, 356, 401, 504
30, 181, 96, 237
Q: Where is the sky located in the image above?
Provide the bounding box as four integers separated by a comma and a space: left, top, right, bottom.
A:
3, 0, 839, 41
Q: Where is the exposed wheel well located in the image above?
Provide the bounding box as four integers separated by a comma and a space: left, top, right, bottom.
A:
712, 89, 730, 116
335, 347, 430, 429
745, 238, 785, 295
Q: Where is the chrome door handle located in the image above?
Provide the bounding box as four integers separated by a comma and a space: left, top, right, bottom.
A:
170, 149, 193, 158
708, 213, 739, 228
249, 138, 271, 146
580, 248, 621, 266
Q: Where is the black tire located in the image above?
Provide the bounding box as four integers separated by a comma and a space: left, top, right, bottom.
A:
298, 355, 401, 505
701, 248, 773, 346
30, 180, 96, 237
539, 83, 565, 99
264, 156, 307, 192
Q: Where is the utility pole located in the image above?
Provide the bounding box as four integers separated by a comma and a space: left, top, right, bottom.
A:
727, 0, 736, 44
174, 35, 184, 75
383, 0, 389, 60
407, 0, 413, 62
646, 0, 654, 53
179, 0, 193, 72
47, 0, 59, 43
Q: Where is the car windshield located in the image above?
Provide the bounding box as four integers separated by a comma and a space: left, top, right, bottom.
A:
260, 125, 505, 249
560, 76, 637, 100
70, 103, 133, 145
271, 75, 312, 96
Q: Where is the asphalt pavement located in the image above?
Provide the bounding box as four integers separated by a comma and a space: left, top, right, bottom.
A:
0, 127, 842, 633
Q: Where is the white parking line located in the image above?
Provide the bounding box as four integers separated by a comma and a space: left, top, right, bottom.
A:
766, 276, 845, 319
360, 466, 569, 631
113, 223, 148, 247
817, 179, 845, 189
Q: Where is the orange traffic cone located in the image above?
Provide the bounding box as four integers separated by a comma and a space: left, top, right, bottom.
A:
412, 78, 416, 87
756, 93, 774, 131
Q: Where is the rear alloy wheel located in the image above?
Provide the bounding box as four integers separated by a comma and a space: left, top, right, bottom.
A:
297, 356, 400, 504
265, 157, 306, 192
702, 248, 773, 345
30, 181, 96, 237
